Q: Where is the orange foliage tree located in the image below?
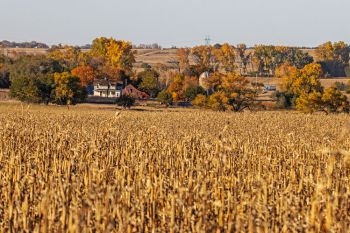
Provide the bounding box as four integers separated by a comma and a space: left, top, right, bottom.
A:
71, 65, 97, 87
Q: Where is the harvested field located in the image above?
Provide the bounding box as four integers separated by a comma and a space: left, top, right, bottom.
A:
0, 104, 350, 232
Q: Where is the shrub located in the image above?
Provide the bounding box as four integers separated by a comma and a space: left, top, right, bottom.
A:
157, 90, 173, 106
334, 82, 348, 91
116, 95, 135, 108
192, 94, 207, 107
184, 86, 206, 101
272, 91, 297, 109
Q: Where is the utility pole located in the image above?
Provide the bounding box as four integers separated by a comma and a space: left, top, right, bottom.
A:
204, 36, 211, 46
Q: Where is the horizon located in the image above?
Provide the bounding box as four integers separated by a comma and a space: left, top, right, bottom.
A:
0, 0, 349, 48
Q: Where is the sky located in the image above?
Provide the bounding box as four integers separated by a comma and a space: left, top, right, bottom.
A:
0, 0, 349, 48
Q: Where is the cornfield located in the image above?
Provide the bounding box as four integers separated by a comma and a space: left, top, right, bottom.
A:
0, 104, 350, 232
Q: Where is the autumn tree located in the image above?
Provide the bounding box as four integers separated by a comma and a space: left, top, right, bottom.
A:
48, 46, 82, 70
203, 72, 222, 92
296, 87, 349, 113
52, 72, 86, 105
253, 45, 313, 76
201, 72, 256, 111
191, 46, 216, 73
71, 65, 97, 87
315, 41, 350, 77
321, 86, 349, 113
177, 48, 191, 72
237, 44, 251, 75
288, 63, 323, 95
214, 43, 236, 73
207, 92, 231, 111
166, 72, 201, 101
167, 73, 184, 101
192, 94, 207, 107
253, 45, 276, 76
278, 63, 349, 113
89, 37, 136, 79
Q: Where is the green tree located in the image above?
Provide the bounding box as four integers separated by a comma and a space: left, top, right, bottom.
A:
9, 56, 62, 103
137, 69, 160, 98
52, 72, 86, 105
184, 86, 206, 101
253, 45, 313, 76
116, 95, 135, 109
157, 90, 173, 106
0, 63, 10, 88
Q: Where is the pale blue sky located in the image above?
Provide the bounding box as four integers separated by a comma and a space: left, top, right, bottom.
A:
0, 0, 349, 47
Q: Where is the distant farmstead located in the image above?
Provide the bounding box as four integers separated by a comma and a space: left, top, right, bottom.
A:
93, 80, 123, 98
91, 81, 149, 100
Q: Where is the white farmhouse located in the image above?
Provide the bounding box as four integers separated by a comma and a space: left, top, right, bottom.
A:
93, 80, 123, 98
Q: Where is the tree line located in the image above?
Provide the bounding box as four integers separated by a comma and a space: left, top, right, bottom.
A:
158, 41, 350, 113
0, 40, 49, 49
1, 38, 350, 113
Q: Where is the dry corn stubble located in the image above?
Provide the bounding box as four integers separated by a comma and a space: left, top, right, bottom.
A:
0, 104, 350, 232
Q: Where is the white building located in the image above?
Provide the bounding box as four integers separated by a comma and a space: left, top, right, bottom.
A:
93, 81, 123, 98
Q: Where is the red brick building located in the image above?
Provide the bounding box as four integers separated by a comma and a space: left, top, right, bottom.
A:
122, 84, 150, 100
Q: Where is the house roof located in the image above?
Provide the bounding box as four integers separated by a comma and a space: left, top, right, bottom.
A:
123, 84, 150, 98
94, 79, 123, 86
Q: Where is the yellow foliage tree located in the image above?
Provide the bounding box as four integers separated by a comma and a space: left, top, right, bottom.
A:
90, 37, 135, 78
52, 72, 86, 105
280, 63, 323, 95
321, 87, 349, 113
191, 94, 207, 107
207, 92, 231, 111
191, 45, 216, 73
215, 43, 236, 73
167, 73, 184, 101
315, 41, 350, 77
296, 87, 349, 114
203, 72, 256, 111
295, 91, 323, 113
48, 47, 81, 69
